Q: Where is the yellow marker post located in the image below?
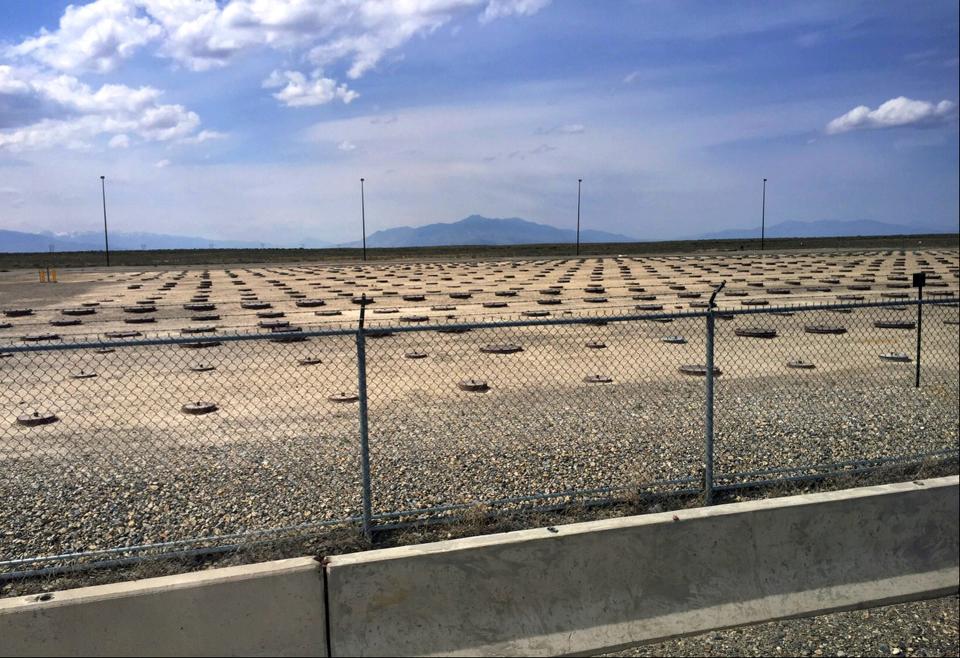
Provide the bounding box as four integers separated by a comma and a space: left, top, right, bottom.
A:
39, 270, 47, 282
50, 270, 57, 282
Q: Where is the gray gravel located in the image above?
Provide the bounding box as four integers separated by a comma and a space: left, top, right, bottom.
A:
1, 295, 957, 589
0, 377, 956, 568
607, 595, 960, 657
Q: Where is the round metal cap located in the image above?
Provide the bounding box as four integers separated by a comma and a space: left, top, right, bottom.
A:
735, 328, 778, 339
679, 364, 722, 376
804, 325, 847, 335
879, 352, 912, 362
17, 411, 58, 427
583, 374, 613, 384
479, 344, 522, 354
182, 401, 218, 415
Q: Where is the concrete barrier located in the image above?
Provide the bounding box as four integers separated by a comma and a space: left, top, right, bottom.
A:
0, 557, 327, 657
2, 478, 957, 657
325, 477, 959, 656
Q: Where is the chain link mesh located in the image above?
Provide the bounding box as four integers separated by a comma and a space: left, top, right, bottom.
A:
713, 301, 959, 486
363, 314, 706, 519
1, 331, 361, 571
1, 250, 957, 582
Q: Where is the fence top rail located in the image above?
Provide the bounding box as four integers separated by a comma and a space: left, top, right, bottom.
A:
1, 296, 956, 352
714, 296, 955, 317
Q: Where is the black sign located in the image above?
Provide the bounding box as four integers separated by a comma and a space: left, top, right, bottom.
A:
912, 272, 926, 288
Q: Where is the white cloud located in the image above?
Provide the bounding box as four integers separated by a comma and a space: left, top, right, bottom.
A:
154, 158, 170, 168
50, 79, 162, 114
135, 104, 199, 140
6, 0, 162, 73
6, 1, 550, 101
143, 0, 257, 72
0, 0, 549, 120
337, 140, 357, 151
826, 96, 958, 134
0, 64, 203, 151
0, 65, 32, 94
1, 0, 550, 150
623, 71, 640, 84
179, 129, 228, 144
0, 117, 100, 150
263, 69, 358, 107
481, 0, 551, 23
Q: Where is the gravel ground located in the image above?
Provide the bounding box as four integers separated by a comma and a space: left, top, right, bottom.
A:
608, 595, 960, 657
1, 250, 957, 590
0, 376, 956, 565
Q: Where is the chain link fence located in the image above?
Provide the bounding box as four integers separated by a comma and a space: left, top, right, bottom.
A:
1, 296, 958, 582
712, 299, 959, 493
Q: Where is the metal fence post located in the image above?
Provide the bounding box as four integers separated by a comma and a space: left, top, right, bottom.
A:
356, 296, 374, 540
915, 288, 923, 389
704, 310, 715, 505
704, 281, 724, 505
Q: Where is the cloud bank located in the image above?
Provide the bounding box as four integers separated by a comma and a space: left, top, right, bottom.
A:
0, 64, 199, 151
5, 0, 551, 88
1, 0, 550, 150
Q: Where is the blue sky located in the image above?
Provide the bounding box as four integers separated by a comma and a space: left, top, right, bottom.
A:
1, 0, 957, 245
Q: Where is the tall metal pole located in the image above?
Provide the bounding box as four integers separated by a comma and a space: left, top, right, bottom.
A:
360, 177, 367, 262
100, 175, 110, 267
576, 178, 582, 257
760, 177, 767, 251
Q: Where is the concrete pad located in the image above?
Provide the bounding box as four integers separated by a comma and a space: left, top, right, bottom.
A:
0, 557, 326, 657
325, 477, 959, 656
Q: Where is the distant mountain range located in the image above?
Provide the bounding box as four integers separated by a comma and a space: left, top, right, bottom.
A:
0, 229, 338, 252
0, 229, 273, 253
1, 217, 954, 254
339, 215, 635, 247
696, 219, 955, 240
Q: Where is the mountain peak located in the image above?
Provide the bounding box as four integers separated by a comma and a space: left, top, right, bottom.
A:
340, 215, 635, 248
457, 214, 522, 225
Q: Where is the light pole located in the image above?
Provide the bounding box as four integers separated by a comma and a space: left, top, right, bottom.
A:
576, 178, 582, 257
760, 177, 767, 251
100, 175, 110, 266
360, 177, 367, 262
